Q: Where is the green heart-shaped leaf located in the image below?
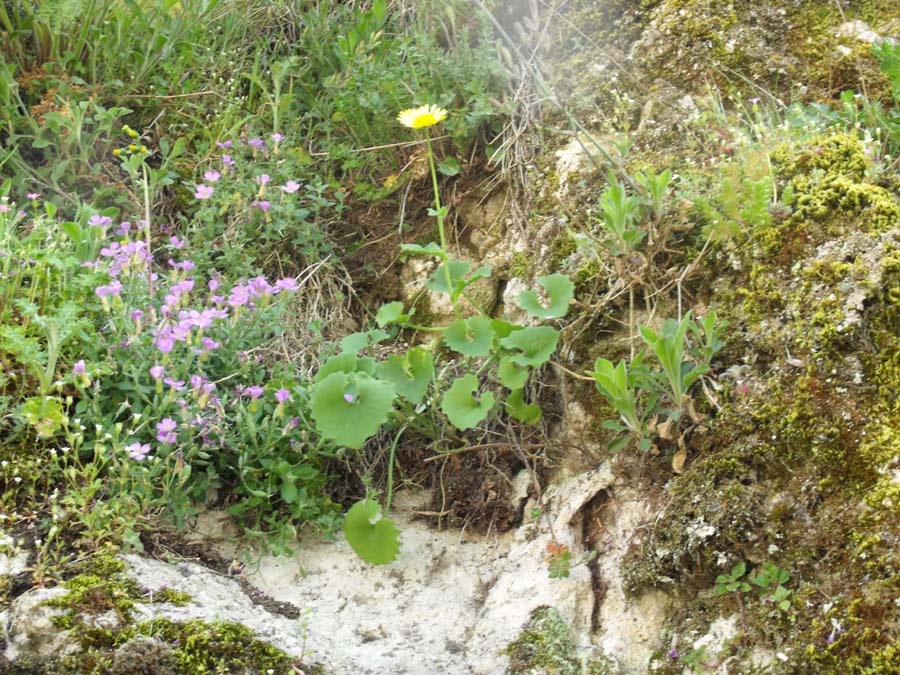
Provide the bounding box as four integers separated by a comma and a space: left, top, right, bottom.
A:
375, 347, 434, 405
340, 329, 390, 355
505, 388, 542, 425
498, 357, 530, 389
376, 301, 411, 328
444, 317, 495, 357
441, 374, 495, 430
500, 326, 559, 367
427, 261, 492, 300
438, 156, 461, 176
426, 260, 472, 295
517, 274, 575, 319
310, 372, 395, 449
491, 319, 522, 340
343, 499, 400, 564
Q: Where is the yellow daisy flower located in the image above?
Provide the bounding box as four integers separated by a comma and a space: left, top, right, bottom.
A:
397, 104, 448, 129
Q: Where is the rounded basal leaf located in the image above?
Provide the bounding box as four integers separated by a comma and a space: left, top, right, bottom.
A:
517, 274, 575, 319
500, 326, 559, 367
340, 329, 390, 355
375, 347, 434, 405
376, 301, 410, 328
315, 353, 359, 382
343, 499, 400, 565
438, 156, 461, 176
498, 356, 530, 389
426, 260, 472, 295
505, 388, 542, 425
491, 319, 522, 340
441, 374, 495, 430
444, 317, 495, 357
310, 372, 395, 449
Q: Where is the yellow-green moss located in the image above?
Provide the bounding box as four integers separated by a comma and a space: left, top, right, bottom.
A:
503, 606, 614, 674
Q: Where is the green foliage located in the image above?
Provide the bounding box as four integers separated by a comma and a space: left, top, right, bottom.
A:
441, 375, 495, 430
517, 274, 575, 319
309, 369, 395, 450
714, 561, 751, 595
444, 316, 495, 357
342, 498, 401, 565
589, 312, 725, 453
639, 311, 709, 407
595, 175, 645, 255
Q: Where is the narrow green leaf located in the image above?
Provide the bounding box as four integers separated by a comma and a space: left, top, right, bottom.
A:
401, 242, 445, 257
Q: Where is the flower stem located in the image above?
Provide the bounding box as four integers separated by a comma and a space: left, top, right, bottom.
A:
425, 131, 459, 318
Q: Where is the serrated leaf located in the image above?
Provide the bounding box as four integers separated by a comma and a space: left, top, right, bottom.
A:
500, 326, 559, 367
310, 372, 395, 449
343, 499, 400, 564
498, 357, 530, 389
441, 374, 494, 430
505, 388, 542, 424
517, 274, 575, 319
444, 317, 495, 357
376, 301, 410, 327
21, 396, 65, 438
375, 347, 434, 405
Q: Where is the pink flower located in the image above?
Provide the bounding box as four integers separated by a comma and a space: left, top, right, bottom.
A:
258, 174, 271, 185
89, 214, 113, 227
271, 133, 284, 143
169, 236, 185, 249
127, 442, 151, 460
156, 418, 178, 444
280, 180, 300, 194
216, 140, 233, 149
164, 377, 186, 391
222, 154, 235, 166
343, 393, 355, 403
275, 277, 298, 292
243, 385, 264, 399
150, 365, 164, 380
203, 169, 221, 182
194, 184, 214, 200
248, 137, 265, 150
95, 281, 123, 298
201, 336, 220, 352
73, 360, 86, 375
27, 193, 41, 199
275, 389, 291, 403
251, 200, 270, 213
0, 205, 9, 214
116, 221, 132, 236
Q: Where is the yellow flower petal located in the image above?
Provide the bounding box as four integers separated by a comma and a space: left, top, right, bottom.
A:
397, 104, 448, 129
